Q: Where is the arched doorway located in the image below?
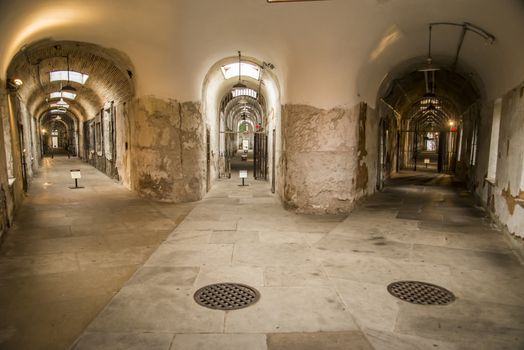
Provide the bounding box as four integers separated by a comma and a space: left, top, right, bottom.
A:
219, 86, 267, 180
202, 52, 281, 194
375, 65, 482, 188
6, 39, 135, 181
397, 94, 460, 174
40, 110, 78, 157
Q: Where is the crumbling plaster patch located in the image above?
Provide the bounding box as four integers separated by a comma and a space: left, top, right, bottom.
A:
282, 102, 376, 214
475, 82, 524, 238
501, 184, 524, 215
128, 96, 205, 203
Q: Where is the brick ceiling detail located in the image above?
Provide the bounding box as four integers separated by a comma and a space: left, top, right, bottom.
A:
7, 40, 135, 122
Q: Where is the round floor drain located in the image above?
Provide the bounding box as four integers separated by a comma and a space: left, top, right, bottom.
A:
194, 283, 260, 310
387, 281, 455, 305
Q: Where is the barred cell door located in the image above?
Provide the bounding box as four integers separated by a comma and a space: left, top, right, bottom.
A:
253, 132, 268, 180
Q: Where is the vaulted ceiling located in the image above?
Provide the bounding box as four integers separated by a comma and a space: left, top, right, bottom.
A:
1, 0, 523, 108
381, 68, 479, 118
7, 41, 134, 121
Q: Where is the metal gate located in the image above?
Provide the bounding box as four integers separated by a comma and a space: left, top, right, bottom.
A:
398, 129, 457, 173
254, 132, 268, 180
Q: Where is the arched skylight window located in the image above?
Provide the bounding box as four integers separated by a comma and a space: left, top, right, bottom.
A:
221, 62, 260, 80
50, 91, 76, 100
49, 71, 89, 84
50, 102, 69, 108
232, 88, 258, 99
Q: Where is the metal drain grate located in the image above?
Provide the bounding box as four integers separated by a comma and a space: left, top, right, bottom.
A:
387, 281, 455, 305
194, 283, 260, 310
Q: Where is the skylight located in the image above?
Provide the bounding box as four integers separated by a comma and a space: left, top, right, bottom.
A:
49, 71, 89, 84
50, 102, 70, 108
419, 97, 442, 111
50, 91, 76, 100
232, 88, 258, 99
221, 62, 260, 80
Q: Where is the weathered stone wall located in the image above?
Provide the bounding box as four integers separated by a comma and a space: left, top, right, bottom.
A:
364, 104, 378, 195
281, 102, 376, 214
128, 96, 205, 203
6, 94, 26, 210
115, 102, 131, 188
0, 86, 15, 241
475, 82, 524, 238
0, 90, 43, 241
18, 100, 40, 180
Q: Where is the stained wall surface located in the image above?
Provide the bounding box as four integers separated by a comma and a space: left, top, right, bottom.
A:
282, 103, 377, 214
475, 81, 524, 237
128, 97, 205, 203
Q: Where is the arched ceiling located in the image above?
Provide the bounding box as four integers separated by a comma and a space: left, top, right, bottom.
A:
381, 68, 479, 117
1, 0, 523, 108
223, 95, 264, 131
7, 40, 134, 121
40, 113, 76, 136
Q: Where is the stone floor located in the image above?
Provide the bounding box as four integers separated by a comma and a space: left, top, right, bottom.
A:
0, 156, 194, 350
1, 158, 524, 350
71, 170, 523, 349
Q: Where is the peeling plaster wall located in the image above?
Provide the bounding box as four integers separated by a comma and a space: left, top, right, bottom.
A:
128, 96, 205, 203
282, 102, 376, 214
475, 81, 524, 238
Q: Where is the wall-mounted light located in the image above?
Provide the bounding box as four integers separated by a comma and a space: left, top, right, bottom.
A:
448, 121, 455, 126
7, 78, 23, 90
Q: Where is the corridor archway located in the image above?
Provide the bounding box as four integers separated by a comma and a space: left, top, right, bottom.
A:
202, 53, 281, 193
6, 40, 135, 181
40, 110, 79, 157
375, 62, 482, 189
